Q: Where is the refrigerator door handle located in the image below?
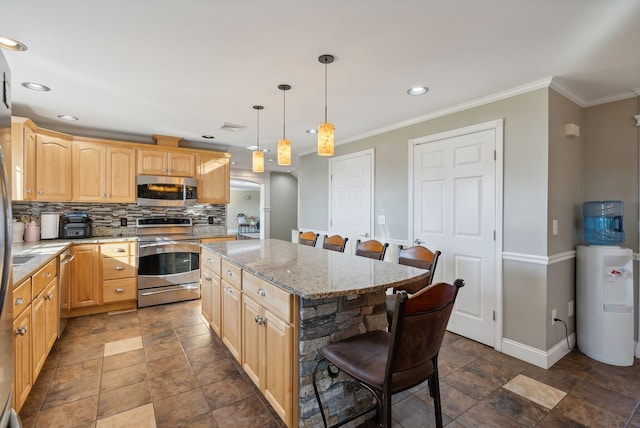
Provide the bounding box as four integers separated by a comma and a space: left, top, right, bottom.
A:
0, 145, 12, 313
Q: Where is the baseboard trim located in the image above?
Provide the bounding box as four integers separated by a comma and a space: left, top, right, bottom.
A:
502, 250, 576, 265
501, 334, 575, 369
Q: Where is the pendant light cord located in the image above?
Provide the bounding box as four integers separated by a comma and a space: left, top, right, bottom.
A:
256, 108, 260, 150
283, 88, 286, 140
324, 62, 328, 123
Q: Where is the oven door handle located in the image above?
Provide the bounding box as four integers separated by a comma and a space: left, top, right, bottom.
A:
138, 241, 200, 257
140, 284, 200, 296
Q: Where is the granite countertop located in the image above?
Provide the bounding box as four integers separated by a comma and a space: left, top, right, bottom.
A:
11, 230, 234, 287
200, 239, 430, 299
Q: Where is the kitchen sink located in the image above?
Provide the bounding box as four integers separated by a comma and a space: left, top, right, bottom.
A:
12, 255, 36, 266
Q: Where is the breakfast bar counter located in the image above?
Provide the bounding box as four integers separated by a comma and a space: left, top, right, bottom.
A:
200, 239, 430, 427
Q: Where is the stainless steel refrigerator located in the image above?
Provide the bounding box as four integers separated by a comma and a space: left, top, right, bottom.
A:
0, 49, 21, 428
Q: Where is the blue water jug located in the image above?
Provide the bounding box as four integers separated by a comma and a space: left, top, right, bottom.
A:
583, 201, 625, 245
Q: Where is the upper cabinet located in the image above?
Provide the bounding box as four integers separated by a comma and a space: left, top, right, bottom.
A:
72, 139, 136, 203
137, 148, 195, 177
11, 117, 230, 203
197, 153, 231, 204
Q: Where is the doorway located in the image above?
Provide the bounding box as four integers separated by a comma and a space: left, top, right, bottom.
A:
228, 172, 270, 240
409, 120, 503, 349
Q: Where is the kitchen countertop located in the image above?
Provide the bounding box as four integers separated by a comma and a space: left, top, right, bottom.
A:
12, 232, 234, 287
200, 239, 430, 299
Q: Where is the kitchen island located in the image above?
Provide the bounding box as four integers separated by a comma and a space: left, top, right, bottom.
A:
200, 239, 430, 428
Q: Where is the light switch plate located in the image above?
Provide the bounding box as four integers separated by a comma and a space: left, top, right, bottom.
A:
378, 215, 385, 225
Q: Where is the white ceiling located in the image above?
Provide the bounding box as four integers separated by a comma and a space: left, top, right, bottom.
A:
2, 0, 639, 173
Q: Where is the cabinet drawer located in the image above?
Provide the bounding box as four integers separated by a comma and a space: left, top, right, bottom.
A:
243, 272, 292, 323
13, 279, 32, 319
102, 257, 136, 280
32, 259, 57, 297
202, 251, 221, 275
102, 278, 137, 303
101, 242, 135, 258
221, 260, 242, 290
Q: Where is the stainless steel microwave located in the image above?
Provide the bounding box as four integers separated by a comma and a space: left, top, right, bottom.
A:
136, 175, 197, 207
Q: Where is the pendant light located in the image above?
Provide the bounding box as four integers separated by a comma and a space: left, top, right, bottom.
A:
277, 84, 292, 166
252, 105, 264, 173
317, 54, 335, 156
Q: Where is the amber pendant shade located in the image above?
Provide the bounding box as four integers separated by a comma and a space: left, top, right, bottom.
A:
317, 122, 335, 156
252, 150, 264, 173
277, 138, 291, 166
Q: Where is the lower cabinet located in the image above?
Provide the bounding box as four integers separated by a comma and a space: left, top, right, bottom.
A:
200, 249, 297, 427
69, 244, 100, 309
13, 257, 58, 412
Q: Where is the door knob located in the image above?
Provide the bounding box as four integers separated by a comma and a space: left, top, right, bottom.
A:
414, 238, 422, 244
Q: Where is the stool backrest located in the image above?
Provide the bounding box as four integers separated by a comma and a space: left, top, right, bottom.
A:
397, 245, 441, 292
355, 239, 389, 260
387, 279, 464, 379
299, 231, 319, 247
322, 235, 348, 252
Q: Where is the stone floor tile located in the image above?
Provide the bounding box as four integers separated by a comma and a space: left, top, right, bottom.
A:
201, 373, 257, 410
102, 348, 146, 373
148, 367, 200, 401
153, 388, 211, 428
95, 403, 156, 428
211, 395, 276, 428
34, 395, 99, 428
100, 362, 148, 393
97, 381, 152, 419
41, 374, 100, 410
103, 336, 143, 357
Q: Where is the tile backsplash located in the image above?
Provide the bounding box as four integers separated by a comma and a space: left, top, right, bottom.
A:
12, 201, 227, 235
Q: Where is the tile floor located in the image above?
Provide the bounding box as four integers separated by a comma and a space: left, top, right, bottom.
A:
18, 299, 640, 427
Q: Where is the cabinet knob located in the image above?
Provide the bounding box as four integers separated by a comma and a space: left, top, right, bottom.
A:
115, 288, 125, 293
207, 258, 213, 264
15, 297, 24, 306
15, 326, 28, 336
102, 193, 107, 197
226, 270, 233, 277
116, 248, 126, 253
26, 189, 33, 194
204, 275, 212, 282
44, 272, 52, 278
114, 266, 125, 271
37, 190, 44, 195
225, 287, 233, 293
44, 293, 53, 300
254, 315, 266, 325
257, 288, 266, 297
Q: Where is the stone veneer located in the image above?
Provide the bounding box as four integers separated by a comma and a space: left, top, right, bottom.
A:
298, 291, 388, 427
12, 201, 227, 236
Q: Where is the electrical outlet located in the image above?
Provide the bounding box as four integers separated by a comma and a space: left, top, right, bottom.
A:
551, 309, 557, 324
568, 300, 574, 317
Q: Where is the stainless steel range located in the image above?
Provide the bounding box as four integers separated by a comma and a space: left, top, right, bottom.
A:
136, 218, 200, 308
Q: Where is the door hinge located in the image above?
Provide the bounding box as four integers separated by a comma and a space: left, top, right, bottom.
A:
492, 311, 496, 321
494, 150, 496, 161
493, 230, 496, 240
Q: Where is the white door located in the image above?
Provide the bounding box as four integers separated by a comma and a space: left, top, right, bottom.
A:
411, 121, 501, 347
330, 149, 374, 253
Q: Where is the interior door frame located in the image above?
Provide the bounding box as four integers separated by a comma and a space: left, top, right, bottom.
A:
328, 148, 375, 240
408, 119, 504, 350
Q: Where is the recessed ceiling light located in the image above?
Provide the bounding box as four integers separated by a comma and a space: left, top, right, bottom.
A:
231, 161, 237, 165
0, 36, 27, 51
306, 129, 317, 134
267, 158, 274, 162
246, 146, 269, 152
201, 135, 215, 139
21, 82, 51, 92
58, 115, 78, 121
407, 86, 429, 96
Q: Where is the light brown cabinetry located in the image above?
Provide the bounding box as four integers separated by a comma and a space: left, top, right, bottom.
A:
220, 259, 242, 362
13, 257, 59, 412
137, 148, 195, 177
11, 118, 72, 201
196, 154, 231, 203
69, 244, 101, 309
241, 272, 293, 426
12, 278, 32, 412
201, 250, 222, 335
100, 242, 137, 303
72, 140, 136, 202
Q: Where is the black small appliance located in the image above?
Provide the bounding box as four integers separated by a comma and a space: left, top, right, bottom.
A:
60, 212, 92, 239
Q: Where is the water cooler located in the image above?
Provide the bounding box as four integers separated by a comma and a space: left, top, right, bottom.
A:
576, 201, 634, 366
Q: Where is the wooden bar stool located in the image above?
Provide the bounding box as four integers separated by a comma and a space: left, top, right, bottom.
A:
313, 279, 465, 428
354, 239, 389, 260
299, 230, 320, 247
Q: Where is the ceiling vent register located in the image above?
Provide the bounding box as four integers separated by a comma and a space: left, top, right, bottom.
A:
219, 123, 246, 132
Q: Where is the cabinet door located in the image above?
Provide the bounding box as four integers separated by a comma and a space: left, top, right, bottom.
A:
32, 290, 48, 379
107, 146, 136, 202
241, 295, 263, 387
210, 272, 222, 336
36, 134, 72, 201
137, 149, 168, 175
221, 280, 242, 362
13, 306, 32, 412
168, 152, 195, 177
44, 279, 58, 353
70, 244, 101, 308
23, 126, 37, 200
263, 309, 293, 424
72, 141, 107, 202
201, 268, 213, 324
197, 154, 230, 203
